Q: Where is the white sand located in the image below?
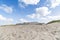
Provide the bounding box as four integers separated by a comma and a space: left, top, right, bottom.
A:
0, 23, 60, 40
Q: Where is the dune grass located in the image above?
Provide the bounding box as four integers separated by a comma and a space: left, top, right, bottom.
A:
47, 20, 60, 24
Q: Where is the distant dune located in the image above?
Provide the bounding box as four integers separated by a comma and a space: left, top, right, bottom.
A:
0, 21, 60, 40
47, 20, 60, 24
16, 22, 44, 25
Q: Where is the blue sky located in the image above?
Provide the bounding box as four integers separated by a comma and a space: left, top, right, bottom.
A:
0, 0, 60, 25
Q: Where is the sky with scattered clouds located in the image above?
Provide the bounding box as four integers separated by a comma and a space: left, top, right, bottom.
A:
0, 0, 60, 25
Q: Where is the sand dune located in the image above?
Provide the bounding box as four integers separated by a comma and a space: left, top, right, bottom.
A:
0, 23, 60, 40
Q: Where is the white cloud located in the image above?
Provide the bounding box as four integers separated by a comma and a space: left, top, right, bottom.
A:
38, 15, 60, 23
47, 16, 60, 20
36, 7, 51, 16
6, 18, 13, 22
27, 7, 51, 19
48, 0, 60, 8
19, 18, 29, 23
27, 13, 41, 19
0, 15, 6, 21
0, 15, 13, 25
0, 4, 13, 13
0, 15, 13, 22
19, 0, 40, 5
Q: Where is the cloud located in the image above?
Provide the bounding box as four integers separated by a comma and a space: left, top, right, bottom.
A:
19, 18, 29, 23
26, 6, 60, 23
18, 0, 40, 8
36, 7, 51, 16
6, 18, 13, 22
47, 16, 60, 20
19, 0, 40, 5
0, 15, 13, 22
47, 0, 60, 8
27, 13, 41, 19
19, 3, 26, 8
27, 7, 51, 19
38, 15, 60, 23
0, 4, 13, 13
0, 15, 13, 25
0, 15, 6, 21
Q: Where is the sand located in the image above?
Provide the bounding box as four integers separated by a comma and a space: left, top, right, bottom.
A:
0, 23, 60, 40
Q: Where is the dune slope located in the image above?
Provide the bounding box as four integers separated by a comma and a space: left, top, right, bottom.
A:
0, 23, 60, 40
